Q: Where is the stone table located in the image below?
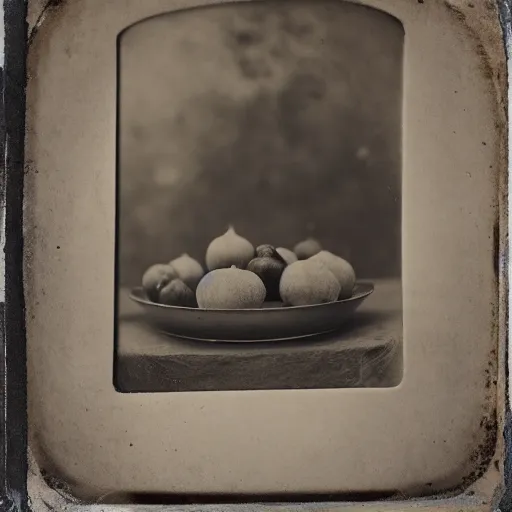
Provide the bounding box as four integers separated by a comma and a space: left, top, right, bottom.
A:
115, 278, 402, 392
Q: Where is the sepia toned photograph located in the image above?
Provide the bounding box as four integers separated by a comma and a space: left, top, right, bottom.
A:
114, 0, 404, 392
19, 0, 505, 501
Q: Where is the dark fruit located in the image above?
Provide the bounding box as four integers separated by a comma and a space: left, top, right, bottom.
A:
247, 252, 287, 301
159, 279, 196, 307
255, 244, 287, 264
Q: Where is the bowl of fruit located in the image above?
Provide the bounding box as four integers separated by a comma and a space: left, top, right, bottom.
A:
130, 226, 374, 342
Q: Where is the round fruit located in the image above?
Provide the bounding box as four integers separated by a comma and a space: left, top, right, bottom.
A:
279, 260, 340, 306
276, 247, 298, 265
205, 226, 255, 271
169, 253, 204, 291
196, 266, 266, 309
142, 264, 178, 302
310, 251, 356, 299
159, 279, 196, 307
293, 238, 322, 260
247, 255, 286, 301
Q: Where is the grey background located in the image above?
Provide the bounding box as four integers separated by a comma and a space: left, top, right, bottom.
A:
118, 1, 404, 286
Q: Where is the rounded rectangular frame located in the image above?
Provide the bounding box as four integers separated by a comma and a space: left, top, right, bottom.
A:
0, 0, 509, 508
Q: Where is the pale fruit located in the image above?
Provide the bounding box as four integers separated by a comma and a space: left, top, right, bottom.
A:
294, 238, 322, 260
159, 278, 196, 307
276, 247, 298, 265
142, 264, 178, 302
310, 251, 356, 299
205, 226, 255, 271
169, 253, 204, 291
196, 266, 266, 309
279, 260, 340, 306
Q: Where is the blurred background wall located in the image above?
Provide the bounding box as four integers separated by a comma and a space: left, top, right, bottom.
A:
118, 0, 403, 286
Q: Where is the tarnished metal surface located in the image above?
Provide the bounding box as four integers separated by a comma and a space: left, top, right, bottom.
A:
4, 0, 509, 510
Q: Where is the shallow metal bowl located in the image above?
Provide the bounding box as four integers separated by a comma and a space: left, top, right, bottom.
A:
129, 282, 374, 342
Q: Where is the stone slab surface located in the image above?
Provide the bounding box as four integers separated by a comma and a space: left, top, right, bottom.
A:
115, 279, 402, 391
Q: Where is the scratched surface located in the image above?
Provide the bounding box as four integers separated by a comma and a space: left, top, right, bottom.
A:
19, 0, 506, 506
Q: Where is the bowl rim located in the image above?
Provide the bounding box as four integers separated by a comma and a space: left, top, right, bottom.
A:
128, 281, 375, 313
